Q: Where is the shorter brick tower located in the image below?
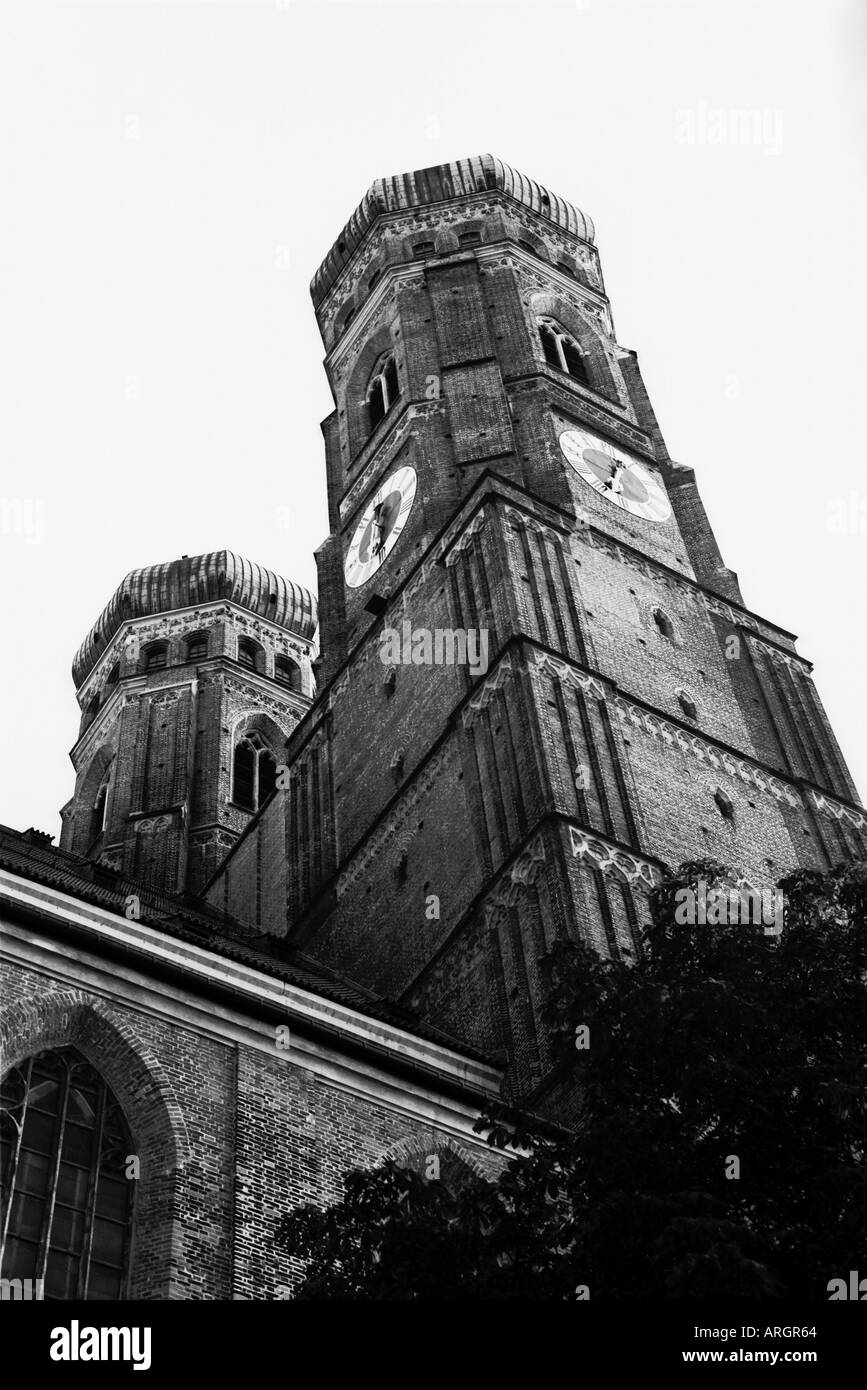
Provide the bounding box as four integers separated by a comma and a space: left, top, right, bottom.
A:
60, 551, 317, 895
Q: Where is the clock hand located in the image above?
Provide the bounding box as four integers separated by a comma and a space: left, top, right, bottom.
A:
604, 460, 625, 495
371, 503, 387, 555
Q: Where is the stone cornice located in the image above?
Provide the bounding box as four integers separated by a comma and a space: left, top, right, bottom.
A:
404, 816, 666, 999
77, 601, 314, 706
808, 789, 867, 834
613, 693, 802, 807
476, 245, 612, 335
0, 870, 502, 1108
566, 823, 663, 890
326, 264, 424, 373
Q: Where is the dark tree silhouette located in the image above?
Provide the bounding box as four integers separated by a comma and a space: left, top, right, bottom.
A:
275, 859, 866, 1300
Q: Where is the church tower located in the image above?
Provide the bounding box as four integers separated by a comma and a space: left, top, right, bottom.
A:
206, 156, 865, 1104
60, 551, 316, 896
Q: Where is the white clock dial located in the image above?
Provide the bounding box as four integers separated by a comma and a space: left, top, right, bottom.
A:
344, 465, 418, 589
559, 428, 672, 523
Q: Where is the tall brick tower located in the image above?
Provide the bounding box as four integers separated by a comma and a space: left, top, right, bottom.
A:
60, 551, 316, 895
207, 156, 865, 1105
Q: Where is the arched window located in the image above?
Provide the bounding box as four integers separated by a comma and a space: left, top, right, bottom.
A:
412, 240, 435, 260
395, 1146, 478, 1198
237, 638, 263, 673
232, 732, 278, 812
89, 765, 112, 848
653, 608, 675, 641
106, 664, 119, 687
458, 229, 481, 247
537, 317, 589, 384
0, 1048, 135, 1300
142, 642, 168, 672
714, 788, 735, 823
677, 690, 698, 721
366, 353, 400, 434
274, 656, 302, 693
185, 632, 209, 663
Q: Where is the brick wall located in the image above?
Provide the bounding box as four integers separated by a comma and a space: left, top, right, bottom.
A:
0, 951, 503, 1300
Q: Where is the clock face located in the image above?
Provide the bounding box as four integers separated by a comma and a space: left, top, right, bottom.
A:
559, 428, 672, 523
344, 465, 418, 589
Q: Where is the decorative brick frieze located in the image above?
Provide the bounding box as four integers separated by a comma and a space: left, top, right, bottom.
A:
809, 790, 867, 834
567, 823, 663, 889
481, 831, 547, 928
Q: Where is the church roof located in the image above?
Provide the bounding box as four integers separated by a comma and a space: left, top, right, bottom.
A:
72, 550, 318, 688
310, 153, 595, 307
0, 825, 496, 1067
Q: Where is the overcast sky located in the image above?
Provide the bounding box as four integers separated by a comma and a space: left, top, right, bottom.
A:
1, 0, 864, 839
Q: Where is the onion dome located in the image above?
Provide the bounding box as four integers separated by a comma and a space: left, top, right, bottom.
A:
73, 550, 317, 687
311, 153, 595, 307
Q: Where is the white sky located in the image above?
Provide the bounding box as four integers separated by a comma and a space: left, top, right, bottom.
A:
1, 0, 864, 840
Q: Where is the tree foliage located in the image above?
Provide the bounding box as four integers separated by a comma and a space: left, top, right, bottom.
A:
275, 859, 866, 1299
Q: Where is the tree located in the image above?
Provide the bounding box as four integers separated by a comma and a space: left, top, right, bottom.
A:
274, 859, 866, 1299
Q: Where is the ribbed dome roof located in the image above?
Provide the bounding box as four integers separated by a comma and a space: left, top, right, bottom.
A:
73, 550, 317, 687
311, 154, 595, 307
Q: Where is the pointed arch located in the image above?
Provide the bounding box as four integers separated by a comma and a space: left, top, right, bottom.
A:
0, 990, 190, 1299
231, 711, 290, 749
0, 991, 190, 1172
653, 607, 675, 641
381, 1131, 492, 1185
231, 713, 287, 813
70, 747, 116, 856
344, 325, 398, 461
677, 688, 698, 721
1, 1046, 136, 1297
530, 290, 618, 400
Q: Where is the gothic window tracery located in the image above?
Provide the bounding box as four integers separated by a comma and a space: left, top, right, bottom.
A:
232, 732, 277, 812
366, 353, 400, 434
537, 317, 589, 383
0, 1048, 134, 1299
